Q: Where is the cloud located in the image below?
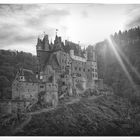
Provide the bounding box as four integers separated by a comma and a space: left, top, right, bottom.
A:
124, 5, 140, 29
25, 8, 69, 28
126, 17, 140, 29
1, 4, 140, 54
81, 10, 88, 18
0, 4, 70, 53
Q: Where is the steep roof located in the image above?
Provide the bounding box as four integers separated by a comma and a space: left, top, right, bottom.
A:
64, 40, 86, 58
19, 68, 38, 82
43, 53, 60, 71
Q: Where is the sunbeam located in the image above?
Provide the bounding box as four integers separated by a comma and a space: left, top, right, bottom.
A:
107, 36, 137, 91
110, 38, 140, 81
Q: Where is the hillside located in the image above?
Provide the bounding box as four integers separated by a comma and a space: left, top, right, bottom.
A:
0, 50, 37, 99
14, 95, 140, 136
95, 27, 140, 104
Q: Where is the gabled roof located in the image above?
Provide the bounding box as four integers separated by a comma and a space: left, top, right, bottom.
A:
43, 53, 60, 71
19, 68, 38, 82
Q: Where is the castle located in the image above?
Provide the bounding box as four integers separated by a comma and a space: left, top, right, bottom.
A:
9, 32, 100, 113
36, 33, 98, 95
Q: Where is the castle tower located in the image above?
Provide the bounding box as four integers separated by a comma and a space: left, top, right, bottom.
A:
53, 29, 63, 51
36, 37, 43, 50
54, 29, 59, 44
86, 45, 96, 61
54, 36, 63, 50
43, 34, 50, 51
83, 49, 87, 60
36, 34, 52, 76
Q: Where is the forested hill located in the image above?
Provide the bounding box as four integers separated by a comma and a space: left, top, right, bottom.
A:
95, 26, 140, 103
0, 50, 37, 99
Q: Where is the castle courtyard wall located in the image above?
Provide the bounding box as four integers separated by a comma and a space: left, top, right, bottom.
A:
0, 99, 30, 114
44, 83, 58, 107
0, 100, 12, 114
12, 81, 39, 101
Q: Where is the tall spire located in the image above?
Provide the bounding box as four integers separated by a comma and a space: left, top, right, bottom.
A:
56, 29, 58, 36
54, 29, 59, 44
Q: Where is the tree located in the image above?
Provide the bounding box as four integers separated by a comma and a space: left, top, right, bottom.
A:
95, 26, 140, 101
0, 75, 10, 99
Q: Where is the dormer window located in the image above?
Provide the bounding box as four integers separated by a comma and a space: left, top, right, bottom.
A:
19, 76, 25, 81
40, 75, 43, 79
40, 85, 44, 88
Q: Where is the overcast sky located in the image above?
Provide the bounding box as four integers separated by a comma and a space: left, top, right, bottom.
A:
0, 4, 140, 54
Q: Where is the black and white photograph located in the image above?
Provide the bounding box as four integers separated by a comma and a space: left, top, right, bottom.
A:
0, 1, 140, 136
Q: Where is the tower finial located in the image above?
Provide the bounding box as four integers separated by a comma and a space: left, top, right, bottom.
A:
56, 29, 58, 36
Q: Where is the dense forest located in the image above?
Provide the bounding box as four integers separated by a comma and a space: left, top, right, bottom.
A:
95, 26, 140, 104
0, 50, 37, 99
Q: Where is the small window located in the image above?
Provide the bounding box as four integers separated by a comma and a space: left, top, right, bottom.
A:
61, 75, 64, 78
75, 67, 77, 70
20, 76, 24, 80
79, 68, 81, 71
40, 85, 44, 88
95, 74, 98, 78
83, 68, 85, 72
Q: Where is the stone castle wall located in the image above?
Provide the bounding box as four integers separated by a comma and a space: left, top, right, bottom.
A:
44, 83, 58, 107
0, 100, 12, 114
12, 80, 39, 101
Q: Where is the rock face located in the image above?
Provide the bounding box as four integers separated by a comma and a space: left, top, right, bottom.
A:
15, 95, 140, 136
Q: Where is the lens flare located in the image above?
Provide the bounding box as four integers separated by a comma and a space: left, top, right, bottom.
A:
111, 39, 140, 80
107, 36, 137, 90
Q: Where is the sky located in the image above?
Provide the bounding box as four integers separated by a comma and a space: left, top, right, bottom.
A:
0, 4, 140, 54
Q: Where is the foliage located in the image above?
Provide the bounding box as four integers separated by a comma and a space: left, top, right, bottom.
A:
0, 50, 37, 99
14, 95, 140, 136
95, 26, 140, 104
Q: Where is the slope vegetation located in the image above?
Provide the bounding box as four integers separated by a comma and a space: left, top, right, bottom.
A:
16, 95, 140, 136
